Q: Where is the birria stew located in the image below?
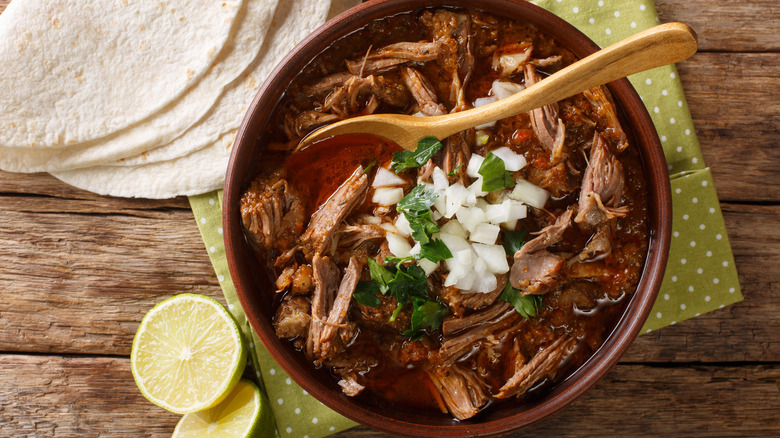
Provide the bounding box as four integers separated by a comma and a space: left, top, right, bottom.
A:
239, 8, 648, 421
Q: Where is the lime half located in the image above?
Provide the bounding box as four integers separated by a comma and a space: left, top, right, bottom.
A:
173, 379, 271, 438
131, 293, 247, 414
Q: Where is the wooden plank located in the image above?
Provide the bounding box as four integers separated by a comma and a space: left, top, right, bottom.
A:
0, 199, 776, 361
656, 0, 780, 52
678, 53, 780, 202
1, 354, 776, 437
0, 206, 223, 355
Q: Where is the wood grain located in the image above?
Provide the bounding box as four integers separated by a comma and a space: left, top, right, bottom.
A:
1, 354, 776, 437
656, 0, 780, 52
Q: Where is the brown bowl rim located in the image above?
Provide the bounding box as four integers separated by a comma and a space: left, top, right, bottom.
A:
224, 0, 672, 435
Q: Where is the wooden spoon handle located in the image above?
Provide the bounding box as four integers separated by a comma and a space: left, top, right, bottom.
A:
425, 22, 698, 138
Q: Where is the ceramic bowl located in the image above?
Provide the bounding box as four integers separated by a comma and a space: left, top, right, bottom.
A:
224, 0, 671, 435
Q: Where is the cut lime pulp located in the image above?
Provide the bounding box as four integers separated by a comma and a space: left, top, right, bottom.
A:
131, 293, 247, 414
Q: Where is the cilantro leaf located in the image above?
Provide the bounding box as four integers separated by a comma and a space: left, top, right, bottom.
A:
402, 297, 449, 340
391, 136, 444, 173
353, 282, 381, 307
397, 185, 438, 211
479, 152, 516, 192
367, 258, 396, 294
404, 210, 439, 244
384, 255, 414, 264
419, 238, 453, 262
500, 281, 543, 319
502, 229, 528, 255
388, 264, 428, 305
447, 164, 464, 177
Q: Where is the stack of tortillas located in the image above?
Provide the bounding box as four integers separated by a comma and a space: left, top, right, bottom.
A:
0, 0, 360, 198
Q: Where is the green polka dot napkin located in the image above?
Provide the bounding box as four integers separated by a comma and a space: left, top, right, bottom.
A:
189, 1, 742, 436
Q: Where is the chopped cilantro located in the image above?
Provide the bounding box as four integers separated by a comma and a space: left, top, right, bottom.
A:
397, 185, 438, 211
367, 258, 395, 294
418, 238, 453, 262
502, 229, 528, 255
391, 136, 444, 173
404, 210, 439, 244
353, 282, 381, 307
402, 297, 449, 340
479, 152, 516, 192
500, 281, 543, 319
397, 186, 440, 245
447, 164, 464, 176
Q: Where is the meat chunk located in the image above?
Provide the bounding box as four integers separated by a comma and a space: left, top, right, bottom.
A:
496, 335, 577, 399
338, 374, 365, 397
318, 257, 362, 358
306, 255, 340, 359
578, 224, 613, 261
285, 110, 341, 139
510, 250, 565, 294
438, 274, 507, 317
345, 41, 443, 75
321, 74, 409, 117
420, 10, 474, 110
425, 364, 490, 420
524, 64, 566, 162
583, 85, 629, 152
274, 296, 311, 339
575, 133, 629, 227
299, 166, 369, 260
442, 301, 513, 337
510, 209, 573, 293
443, 129, 473, 184
439, 304, 519, 365
401, 67, 446, 116
240, 173, 305, 254
492, 43, 533, 77
337, 223, 386, 250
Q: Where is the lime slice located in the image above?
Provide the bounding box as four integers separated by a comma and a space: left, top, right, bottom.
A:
131, 293, 247, 414
173, 379, 271, 438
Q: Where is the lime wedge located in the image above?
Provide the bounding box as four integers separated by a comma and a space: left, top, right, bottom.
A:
131, 293, 247, 414
173, 379, 272, 438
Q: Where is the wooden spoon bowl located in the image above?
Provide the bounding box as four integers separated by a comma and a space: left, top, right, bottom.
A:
224, 0, 673, 435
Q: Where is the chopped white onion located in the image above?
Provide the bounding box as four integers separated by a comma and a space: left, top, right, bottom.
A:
475, 130, 491, 146
492, 80, 525, 100
363, 215, 382, 225
466, 154, 485, 178
455, 207, 487, 233
440, 220, 468, 239
432, 167, 449, 192
394, 214, 413, 238
379, 222, 399, 234
444, 183, 470, 218
473, 96, 499, 129
471, 272, 498, 293
372, 167, 407, 188
455, 271, 476, 290
439, 233, 471, 256
372, 187, 404, 206
474, 257, 489, 276
509, 178, 549, 209
507, 200, 528, 222
418, 258, 439, 276
491, 146, 527, 171
386, 233, 412, 258
467, 179, 488, 198
409, 242, 421, 256
472, 243, 510, 274
469, 223, 500, 244
485, 199, 511, 224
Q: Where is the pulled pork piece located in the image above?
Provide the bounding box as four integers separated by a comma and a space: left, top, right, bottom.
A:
240, 173, 305, 254
307, 255, 340, 359
442, 301, 513, 337
443, 129, 473, 185
337, 223, 386, 250
321, 74, 408, 118
439, 303, 519, 365
524, 64, 567, 163
425, 364, 490, 420
318, 257, 362, 358
510, 209, 573, 294
583, 85, 629, 152
575, 133, 629, 227
338, 373, 365, 397
496, 335, 577, 399
287, 110, 341, 139
530, 55, 563, 68
345, 41, 443, 75
274, 295, 311, 340
492, 43, 533, 77
420, 10, 474, 110
304, 71, 354, 96
299, 166, 369, 260
578, 224, 613, 261
401, 67, 446, 116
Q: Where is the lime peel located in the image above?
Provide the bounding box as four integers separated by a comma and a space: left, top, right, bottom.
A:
131, 293, 247, 414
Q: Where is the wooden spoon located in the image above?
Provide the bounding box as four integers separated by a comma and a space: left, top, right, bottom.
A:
294, 22, 697, 152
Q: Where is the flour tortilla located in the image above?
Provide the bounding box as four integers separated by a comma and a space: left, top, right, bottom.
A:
0, 0, 278, 173
0, 0, 242, 148
51, 0, 335, 199
107, 0, 351, 168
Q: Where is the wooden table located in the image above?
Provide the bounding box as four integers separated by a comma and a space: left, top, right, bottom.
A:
1, 1, 778, 436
